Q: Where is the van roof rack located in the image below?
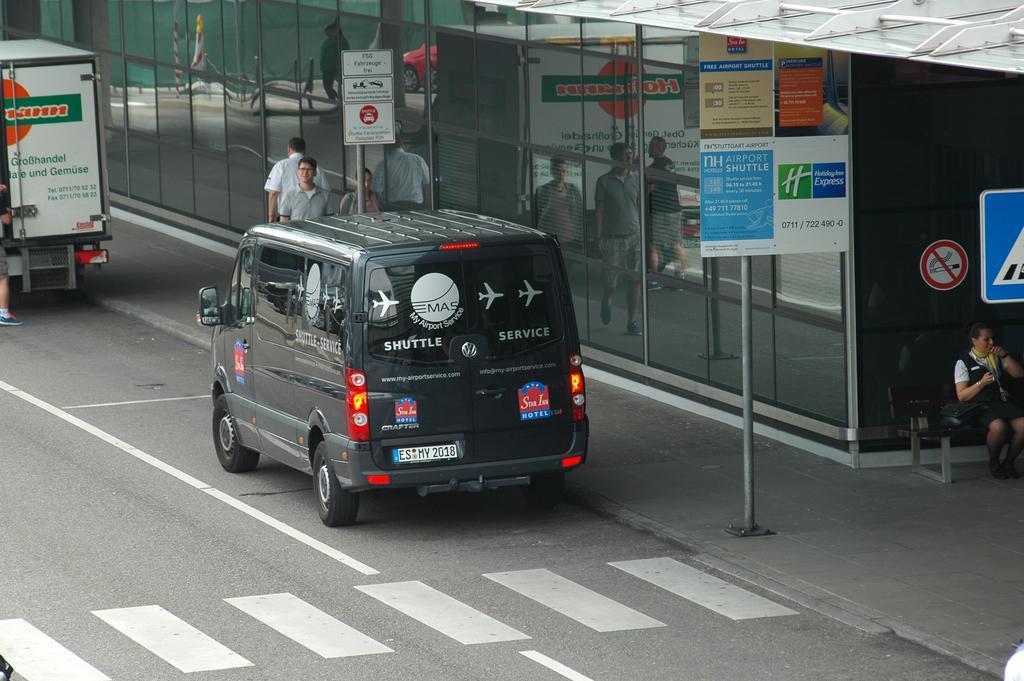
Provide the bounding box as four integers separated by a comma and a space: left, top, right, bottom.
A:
253, 209, 542, 251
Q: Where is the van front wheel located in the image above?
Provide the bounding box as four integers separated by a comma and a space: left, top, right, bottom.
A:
213, 395, 260, 472
314, 442, 359, 526
523, 471, 565, 510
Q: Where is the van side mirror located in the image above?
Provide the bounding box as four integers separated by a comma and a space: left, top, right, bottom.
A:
197, 286, 222, 326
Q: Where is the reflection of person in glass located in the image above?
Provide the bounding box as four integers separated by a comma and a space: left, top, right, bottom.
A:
647, 136, 687, 279
319, 21, 349, 103
595, 143, 642, 336
535, 158, 582, 251
954, 322, 1024, 479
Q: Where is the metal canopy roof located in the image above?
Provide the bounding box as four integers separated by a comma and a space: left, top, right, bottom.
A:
509, 0, 1024, 74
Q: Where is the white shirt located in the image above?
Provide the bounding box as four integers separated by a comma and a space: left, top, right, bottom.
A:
954, 351, 1003, 384
264, 152, 331, 196
372, 147, 430, 205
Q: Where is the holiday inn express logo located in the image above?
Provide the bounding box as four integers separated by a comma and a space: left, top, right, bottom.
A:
778, 162, 846, 200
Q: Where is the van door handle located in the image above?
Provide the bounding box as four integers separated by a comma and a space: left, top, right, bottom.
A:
475, 386, 505, 398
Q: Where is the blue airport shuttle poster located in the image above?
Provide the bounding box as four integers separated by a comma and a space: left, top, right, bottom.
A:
980, 188, 1024, 303
699, 139, 774, 256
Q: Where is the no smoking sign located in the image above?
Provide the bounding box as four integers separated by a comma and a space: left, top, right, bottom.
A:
920, 239, 968, 291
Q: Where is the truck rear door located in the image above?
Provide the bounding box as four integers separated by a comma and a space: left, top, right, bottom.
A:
3, 60, 105, 239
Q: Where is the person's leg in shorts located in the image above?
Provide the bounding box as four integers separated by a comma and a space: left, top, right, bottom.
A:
0, 245, 20, 325
623, 234, 642, 333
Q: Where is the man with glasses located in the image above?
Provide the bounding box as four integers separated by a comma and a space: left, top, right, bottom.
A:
278, 157, 334, 222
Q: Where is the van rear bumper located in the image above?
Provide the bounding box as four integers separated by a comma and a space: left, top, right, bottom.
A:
324, 420, 588, 492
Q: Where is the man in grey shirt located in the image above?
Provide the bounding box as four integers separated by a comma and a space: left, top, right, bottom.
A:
279, 157, 333, 221
595, 142, 642, 335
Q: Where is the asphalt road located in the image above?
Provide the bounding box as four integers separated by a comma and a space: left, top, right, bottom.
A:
0, 294, 993, 681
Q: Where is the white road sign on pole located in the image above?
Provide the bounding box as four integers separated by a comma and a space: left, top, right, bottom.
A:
342, 75, 393, 102
342, 50, 393, 78
343, 102, 395, 145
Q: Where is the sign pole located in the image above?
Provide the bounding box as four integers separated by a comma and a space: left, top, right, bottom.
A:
356, 143, 365, 213
726, 255, 773, 538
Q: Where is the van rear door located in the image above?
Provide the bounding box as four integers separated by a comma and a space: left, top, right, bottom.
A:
463, 244, 572, 461
362, 242, 572, 469
363, 253, 474, 468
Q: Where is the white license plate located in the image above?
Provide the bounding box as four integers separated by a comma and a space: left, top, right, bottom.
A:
391, 443, 459, 464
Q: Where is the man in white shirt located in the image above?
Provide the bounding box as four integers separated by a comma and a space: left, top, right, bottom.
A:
264, 137, 331, 221
371, 137, 431, 210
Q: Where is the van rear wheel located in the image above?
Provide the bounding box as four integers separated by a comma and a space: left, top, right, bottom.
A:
314, 442, 359, 526
523, 471, 565, 510
213, 395, 260, 472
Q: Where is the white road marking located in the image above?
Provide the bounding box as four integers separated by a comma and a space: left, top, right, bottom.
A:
92, 605, 251, 673
0, 619, 110, 681
225, 593, 393, 658
355, 581, 530, 645
0, 379, 379, 576
63, 395, 208, 410
483, 568, 665, 632
519, 650, 596, 681
609, 557, 798, 620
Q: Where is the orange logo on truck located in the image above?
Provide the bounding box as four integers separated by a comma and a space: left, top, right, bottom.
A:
3, 79, 84, 146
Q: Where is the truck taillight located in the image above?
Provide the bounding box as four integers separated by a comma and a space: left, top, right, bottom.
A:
345, 368, 370, 442
569, 353, 585, 422
74, 248, 108, 265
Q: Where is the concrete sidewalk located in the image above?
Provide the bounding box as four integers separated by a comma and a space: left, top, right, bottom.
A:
58, 213, 1024, 677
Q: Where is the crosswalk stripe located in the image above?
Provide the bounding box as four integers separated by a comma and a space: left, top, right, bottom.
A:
609, 557, 798, 620
225, 593, 393, 658
355, 581, 530, 645
483, 569, 665, 632
0, 619, 110, 681
520, 650, 596, 681
92, 605, 253, 672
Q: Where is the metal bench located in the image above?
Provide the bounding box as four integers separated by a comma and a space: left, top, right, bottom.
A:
889, 384, 987, 483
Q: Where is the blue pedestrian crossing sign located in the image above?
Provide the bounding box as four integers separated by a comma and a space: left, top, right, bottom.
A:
981, 188, 1024, 303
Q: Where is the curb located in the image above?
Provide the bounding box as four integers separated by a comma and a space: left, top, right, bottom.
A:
565, 485, 1003, 678
89, 297, 211, 352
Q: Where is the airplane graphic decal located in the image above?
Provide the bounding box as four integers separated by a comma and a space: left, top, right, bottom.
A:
371, 289, 399, 318
477, 282, 505, 310
518, 280, 543, 307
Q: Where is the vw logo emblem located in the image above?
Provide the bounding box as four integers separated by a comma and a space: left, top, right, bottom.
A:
461, 341, 479, 358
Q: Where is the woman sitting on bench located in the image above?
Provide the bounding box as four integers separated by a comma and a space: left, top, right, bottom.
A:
954, 322, 1024, 479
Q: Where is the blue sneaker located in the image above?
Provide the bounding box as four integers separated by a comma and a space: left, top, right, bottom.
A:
0, 314, 22, 326
626, 320, 641, 335
647, 280, 662, 291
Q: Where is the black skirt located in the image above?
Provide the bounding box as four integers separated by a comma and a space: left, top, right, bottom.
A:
977, 400, 1024, 426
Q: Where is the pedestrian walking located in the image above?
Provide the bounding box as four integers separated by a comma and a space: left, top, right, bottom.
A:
647, 135, 688, 279
319, 20, 349, 104
264, 137, 331, 222
371, 135, 430, 210
595, 142, 642, 335
278, 157, 334, 221
0, 183, 21, 326
535, 157, 583, 251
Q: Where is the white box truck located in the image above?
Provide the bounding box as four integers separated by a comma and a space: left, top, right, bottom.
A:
1, 39, 109, 291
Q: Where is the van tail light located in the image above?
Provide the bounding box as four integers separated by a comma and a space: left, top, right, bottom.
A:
568, 353, 585, 422
345, 368, 370, 442
562, 455, 583, 469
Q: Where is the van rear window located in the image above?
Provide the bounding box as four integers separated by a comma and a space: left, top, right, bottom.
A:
365, 246, 562, 365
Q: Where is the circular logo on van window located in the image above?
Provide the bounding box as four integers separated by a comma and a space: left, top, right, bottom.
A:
410, 272, 464, 330
305, 263, 322, 321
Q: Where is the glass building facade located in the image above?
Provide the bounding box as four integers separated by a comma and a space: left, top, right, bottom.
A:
15, 0, 1019, 451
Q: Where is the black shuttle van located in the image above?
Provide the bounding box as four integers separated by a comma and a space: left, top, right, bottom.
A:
198, 210, 589, 526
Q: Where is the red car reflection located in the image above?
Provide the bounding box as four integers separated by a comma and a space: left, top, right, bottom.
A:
403, 44, 437, 93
